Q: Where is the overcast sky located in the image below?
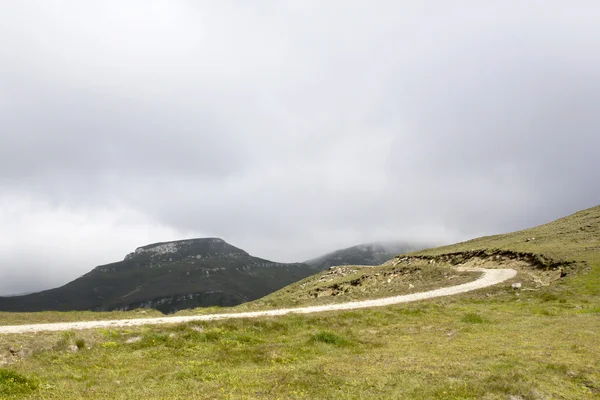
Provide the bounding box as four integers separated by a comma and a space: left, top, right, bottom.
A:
1, 1, 599, 295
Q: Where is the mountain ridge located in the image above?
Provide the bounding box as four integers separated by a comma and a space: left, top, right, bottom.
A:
0, 238, 321, 313
0, 238, 417, 314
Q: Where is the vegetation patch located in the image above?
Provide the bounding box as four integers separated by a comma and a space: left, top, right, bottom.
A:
460, 312, 487, 324
309, 331, 352, 346
74, 338, 86, 350
0, 369, 38, 396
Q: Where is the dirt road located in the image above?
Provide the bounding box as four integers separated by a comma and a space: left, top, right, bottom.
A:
0, 267, 516, 334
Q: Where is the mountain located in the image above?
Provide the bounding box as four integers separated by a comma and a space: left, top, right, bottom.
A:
0, 238, 322, 314
0, 238, 431, 314
304, 242, 431, 270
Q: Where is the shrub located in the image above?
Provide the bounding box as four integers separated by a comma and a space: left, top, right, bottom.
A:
75, 338, 86, 350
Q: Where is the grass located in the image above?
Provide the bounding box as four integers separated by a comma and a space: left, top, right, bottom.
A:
309, 331, 353, 346
0, 301, 598, 399
0, 309, 164, 327
0, 205, 599, 399
0, 369, 38, 397
412, 205, 600, 297
227, 263, 479, 312
460, 312, 487, 324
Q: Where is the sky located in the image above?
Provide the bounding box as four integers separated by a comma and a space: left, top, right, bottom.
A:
1, 1, 599, 295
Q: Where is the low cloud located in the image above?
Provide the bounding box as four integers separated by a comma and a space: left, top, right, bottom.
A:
1, 1, 599, 294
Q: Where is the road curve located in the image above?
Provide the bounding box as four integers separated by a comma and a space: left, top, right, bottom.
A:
0, 268, 516, 334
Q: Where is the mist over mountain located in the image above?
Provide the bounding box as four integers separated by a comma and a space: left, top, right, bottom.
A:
304, 242, 431, 270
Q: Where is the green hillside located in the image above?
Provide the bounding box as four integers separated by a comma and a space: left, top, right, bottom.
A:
0, 206, 598, 399
230, 206, 598, 312
411, 205, 600, 296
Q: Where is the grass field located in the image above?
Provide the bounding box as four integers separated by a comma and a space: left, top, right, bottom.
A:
1, 205, 599, 399
0, 309, 165, 327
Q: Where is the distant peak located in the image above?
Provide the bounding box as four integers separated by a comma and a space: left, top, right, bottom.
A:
124, 238, 247, 260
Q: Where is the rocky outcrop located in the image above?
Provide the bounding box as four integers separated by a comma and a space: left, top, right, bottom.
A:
392, 249, 576, 272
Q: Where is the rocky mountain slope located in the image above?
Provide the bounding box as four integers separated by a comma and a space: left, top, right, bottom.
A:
0, 238, 322, 313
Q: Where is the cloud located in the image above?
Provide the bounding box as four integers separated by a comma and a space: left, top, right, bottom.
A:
1, 1, 599, 294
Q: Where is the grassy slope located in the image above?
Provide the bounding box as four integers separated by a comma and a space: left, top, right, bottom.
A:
412, 205, 600, 297
1, 206, 599, 399
233, 263, 479, 310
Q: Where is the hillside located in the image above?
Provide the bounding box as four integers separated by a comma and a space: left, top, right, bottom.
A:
0, 238, 322, 313
245, 206, 599, 308
414, 205, 600, 260
304, 242, 428, 270
410, 205, 600, 295
1, 206, 599, 399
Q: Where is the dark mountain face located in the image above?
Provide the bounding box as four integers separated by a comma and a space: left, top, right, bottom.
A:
0, 238, 321, 314
304, 242, 431, 270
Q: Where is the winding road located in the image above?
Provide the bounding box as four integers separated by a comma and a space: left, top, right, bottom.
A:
0, 267, 516, 334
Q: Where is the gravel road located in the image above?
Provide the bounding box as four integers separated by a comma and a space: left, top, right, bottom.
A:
0, 267, 516, 334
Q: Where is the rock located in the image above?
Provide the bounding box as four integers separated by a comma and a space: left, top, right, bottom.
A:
408, 283, 415, 289
67, 345, 79, 353
560, 268, 567, 278
17, 348, 32, 358
511, 283, 522, 290
125, 336, 142, 344
529, 389, 546, 400
191, 326, 204, 333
